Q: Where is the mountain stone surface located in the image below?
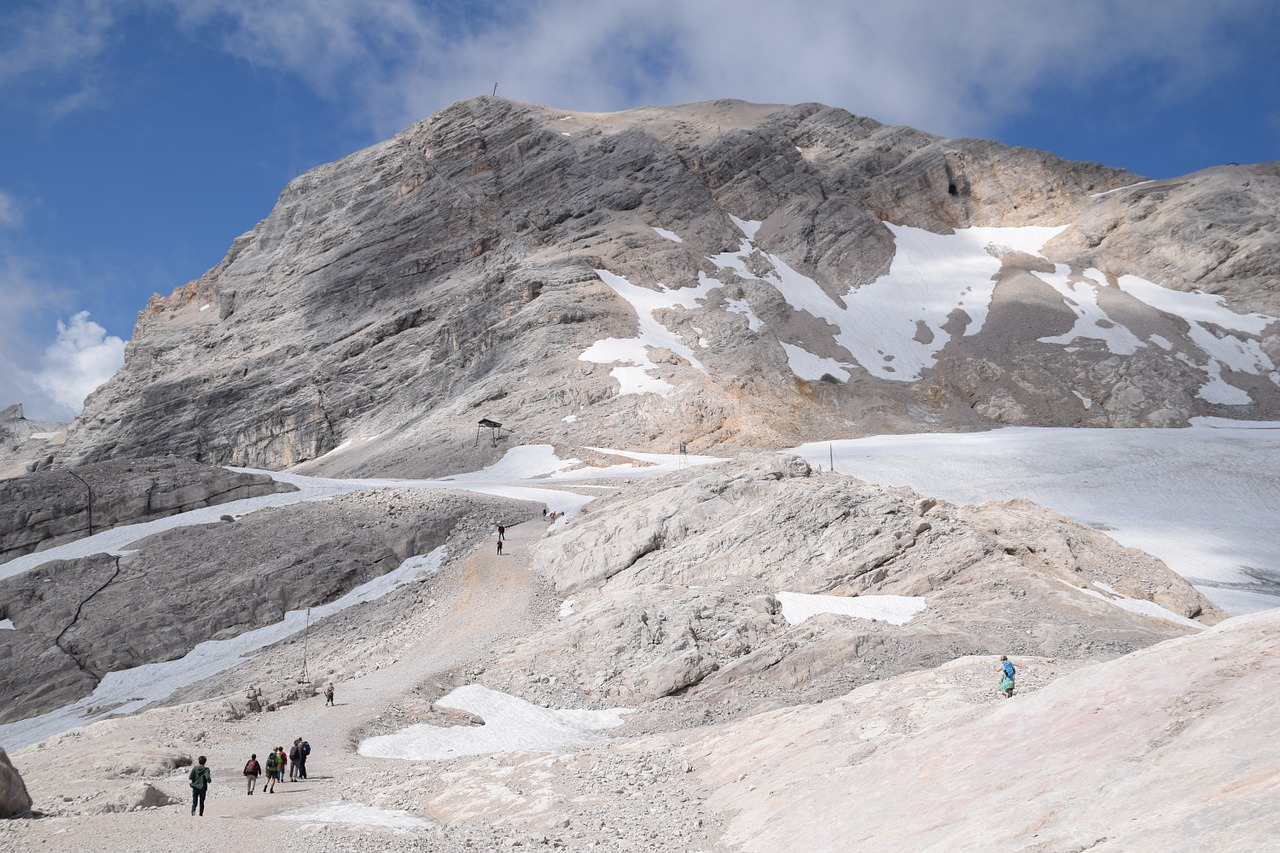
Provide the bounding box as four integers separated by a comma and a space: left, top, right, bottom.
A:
2, 97, 1276, 851
0, 455, 1269, 851
46, 98, 1279, 478
0, 747, 31, 818
488, 455, 1220, 720
692, 607, 1280, 852
0, 486, 522, 723
0, 404, 66, 479
0, 457, 291, 565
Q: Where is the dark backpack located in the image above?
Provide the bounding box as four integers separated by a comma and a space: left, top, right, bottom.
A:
266, 753, 279, 773
289, 745, 301, 761
244, 759, 259, 776
301, 741, 311, 756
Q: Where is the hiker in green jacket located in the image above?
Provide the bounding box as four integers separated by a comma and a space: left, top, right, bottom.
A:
264, 748, 280, 792
189, 755, 211, 816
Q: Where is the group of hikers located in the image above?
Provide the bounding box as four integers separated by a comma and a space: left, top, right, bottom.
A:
184, 676, 343, 815
186, 736, 315, 814
241, 737, 312, 794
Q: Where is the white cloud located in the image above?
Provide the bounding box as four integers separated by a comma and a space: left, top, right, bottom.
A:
0, 255, 124, 422
4, 0, 1269, 135
0, 0, 115, 118
0, 192, 22, 229
143, 0, 1273, 139
33, 311, 126, 418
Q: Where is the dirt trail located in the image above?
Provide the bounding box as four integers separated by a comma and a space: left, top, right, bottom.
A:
229, 518, 546, 811
1, 518, 552, 850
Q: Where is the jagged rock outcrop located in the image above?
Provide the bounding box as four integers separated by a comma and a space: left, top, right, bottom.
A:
0, 488, 525, 723
482, 455, 1221, 715
0, 457, 293, 564
0, 747, 31, 818
49, 99, 1279, 478
0, 404, 66, 480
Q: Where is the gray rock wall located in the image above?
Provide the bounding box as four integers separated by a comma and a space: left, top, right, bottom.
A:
0, 488, 524, 723
0, 458, 293, 564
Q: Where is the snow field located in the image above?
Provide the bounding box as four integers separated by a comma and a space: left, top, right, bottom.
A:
4, 424, 1273, 758
791, 419, 1280, 616
269, 801, 432, 829
775, 591, 926, 626
580, 213, 1278, 406
356, 685, 630, 761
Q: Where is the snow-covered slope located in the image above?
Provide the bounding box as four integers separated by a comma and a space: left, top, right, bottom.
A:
792, 418, 1280, 615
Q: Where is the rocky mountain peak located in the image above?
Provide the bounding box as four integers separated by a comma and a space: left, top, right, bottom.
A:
45, 97, 1279, 478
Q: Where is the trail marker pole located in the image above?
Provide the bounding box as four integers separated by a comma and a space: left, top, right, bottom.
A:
299, 607, 311, 683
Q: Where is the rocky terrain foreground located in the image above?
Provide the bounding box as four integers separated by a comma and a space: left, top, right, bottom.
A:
2, 453, 1272, 851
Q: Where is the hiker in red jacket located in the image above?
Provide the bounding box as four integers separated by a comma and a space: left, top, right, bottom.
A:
243, 753, 261, 795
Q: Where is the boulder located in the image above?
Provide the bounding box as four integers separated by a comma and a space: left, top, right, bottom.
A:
89, 782, 180, 814
0, 747, 32, 817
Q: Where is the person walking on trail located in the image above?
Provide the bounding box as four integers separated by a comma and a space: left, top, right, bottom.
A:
263, 749, 279, 792
243, 753, 261, 795
298, 739, 311, 779
325, 682, 335, 706
189, 755, 211, 816
289, 740, 302, 781
496, 538, 503, 555
497, 523, 505, 541
996, 655, 1018, 697
277, 745, 288, 782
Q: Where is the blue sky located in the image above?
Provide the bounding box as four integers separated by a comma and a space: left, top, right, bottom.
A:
2, 0, 1277, 421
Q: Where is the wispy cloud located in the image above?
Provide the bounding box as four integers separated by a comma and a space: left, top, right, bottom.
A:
0, 0, 115, 119
0, 247, 123, 422
149, 0, 1272, 138
4, 0, 1269, 135
0, 191, 22, 229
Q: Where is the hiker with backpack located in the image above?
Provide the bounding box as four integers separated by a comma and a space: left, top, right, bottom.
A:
298, 739, 311, 779
289, 739, 304, 781
996, 655, 1020, 697
188, 755, 211, 816
243, 753, 261, 795
277, 744, 288, 781
263, 748, 280, 792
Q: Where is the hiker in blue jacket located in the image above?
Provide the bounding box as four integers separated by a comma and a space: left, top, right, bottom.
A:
996, 656, 1018, 697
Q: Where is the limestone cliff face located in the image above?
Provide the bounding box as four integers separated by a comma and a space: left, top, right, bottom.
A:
54, 98, 1280, 476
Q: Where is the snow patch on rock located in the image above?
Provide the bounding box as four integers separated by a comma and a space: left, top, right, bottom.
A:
776, 591, 927, 626
357, 685, 630, 761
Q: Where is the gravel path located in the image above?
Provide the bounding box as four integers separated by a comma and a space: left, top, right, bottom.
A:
2, 518, 563, 852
